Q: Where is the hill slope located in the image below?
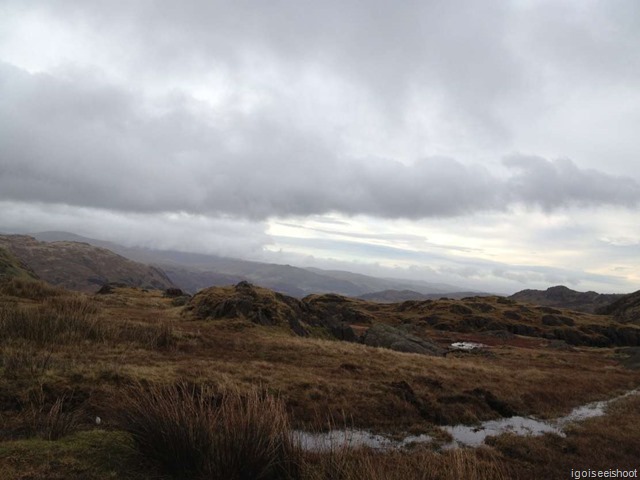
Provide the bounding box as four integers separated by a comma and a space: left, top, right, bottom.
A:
0, 235, 175, 292
0, 246, 38, 280
596, 290, 640, 324
32, 231, 473, 296
509, 285, 623, 313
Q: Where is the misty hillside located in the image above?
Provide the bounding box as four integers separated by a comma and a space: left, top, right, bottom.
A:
0, 235, 175, 292
32, 231, 474, 297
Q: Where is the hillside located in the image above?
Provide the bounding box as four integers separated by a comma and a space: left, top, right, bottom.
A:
509, 285, 623, 313
32, 231, 474, 296
596, 289, 640, 324
0, 246, 38, 280
0, 235, 175, 292
2, 278, 640, 479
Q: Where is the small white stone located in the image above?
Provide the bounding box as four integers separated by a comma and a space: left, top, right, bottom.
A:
95, 416, 102, 425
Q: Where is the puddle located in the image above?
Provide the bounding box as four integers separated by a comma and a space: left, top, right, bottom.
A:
295, 388, 639, 451
450, 342, 487, 350
293, 429, 433, 452
294, 430, 395, 452
444, 389, 639, 447
442, 416, 561, 448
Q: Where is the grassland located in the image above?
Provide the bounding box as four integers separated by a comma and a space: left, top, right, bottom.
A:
0, 278, 639, 479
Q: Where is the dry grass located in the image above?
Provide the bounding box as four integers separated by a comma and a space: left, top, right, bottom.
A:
0, 277, 65, 300
0, 285, 639, 479
21, 386, 81, 441
302, 447, 510, 480
1, 343, 54, 379
116, 382, 300, 480
0, 296, 106, 345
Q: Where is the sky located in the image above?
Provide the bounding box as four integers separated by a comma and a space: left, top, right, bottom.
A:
1, 0, 639, 294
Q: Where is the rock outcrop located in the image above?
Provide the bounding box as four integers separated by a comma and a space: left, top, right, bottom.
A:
362, 323, 444, 356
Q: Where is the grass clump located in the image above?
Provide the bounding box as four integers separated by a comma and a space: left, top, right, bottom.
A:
116, 382, 299, 480
0, 296, 106, 345
118, 321, 177, 350
1, 343, 54, 379
0, 277, 64, 300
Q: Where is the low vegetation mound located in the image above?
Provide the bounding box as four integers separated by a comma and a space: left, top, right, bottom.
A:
185, 281, 310, 336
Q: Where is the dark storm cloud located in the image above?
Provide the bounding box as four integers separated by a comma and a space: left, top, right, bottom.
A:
1, 62, 639, 220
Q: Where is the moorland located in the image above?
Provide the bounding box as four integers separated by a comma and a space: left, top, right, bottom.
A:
1, 236, 639, 479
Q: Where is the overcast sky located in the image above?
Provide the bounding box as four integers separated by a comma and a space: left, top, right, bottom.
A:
1, 0, 639, 293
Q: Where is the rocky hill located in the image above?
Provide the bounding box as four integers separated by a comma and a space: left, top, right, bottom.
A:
0, 235, 175, 292
596, 290, 640, 324
184, 281, 640, 349
509, 285, 623, 313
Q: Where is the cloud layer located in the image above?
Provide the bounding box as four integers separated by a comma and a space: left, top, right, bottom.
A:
2, 62, 639, 220
2, 1, 640, 293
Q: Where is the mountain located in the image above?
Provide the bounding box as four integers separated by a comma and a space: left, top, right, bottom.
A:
596, 290, 640, 324
31, 231, 474, 297
0, 235, 175, 292
357, 289, 484, 302
509, 285, 624, 314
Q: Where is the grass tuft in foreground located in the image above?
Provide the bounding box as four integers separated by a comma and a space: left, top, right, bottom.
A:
116, 382, 300, 480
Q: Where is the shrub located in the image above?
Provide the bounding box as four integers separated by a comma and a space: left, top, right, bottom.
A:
117, 382, 299, 480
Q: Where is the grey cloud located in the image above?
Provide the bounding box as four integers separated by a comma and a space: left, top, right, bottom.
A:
1, 63, 639, 220
0, 201, 270, 258
9, 0, 524, 139
504, 155, 640, 210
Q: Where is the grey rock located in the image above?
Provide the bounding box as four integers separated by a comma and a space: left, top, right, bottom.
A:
362, 323, 444, 356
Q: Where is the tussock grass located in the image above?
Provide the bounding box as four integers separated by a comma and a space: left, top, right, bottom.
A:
1, 343, 54, 379
0, 296, 106, 345
22, 386, 80, 441
118, 321, 177, 350
0, 277, 64, 300
116, 382, 300, 480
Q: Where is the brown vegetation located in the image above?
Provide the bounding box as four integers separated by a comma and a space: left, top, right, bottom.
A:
0, 281, 639, 479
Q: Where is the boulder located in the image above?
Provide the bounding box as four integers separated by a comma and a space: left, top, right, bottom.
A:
362, 323, 444, 356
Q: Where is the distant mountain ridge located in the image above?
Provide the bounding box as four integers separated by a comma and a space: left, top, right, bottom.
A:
357, 289, 486, 302
0, 234, 175, 292
509, 285, 624, 313
31, 231, 476, 297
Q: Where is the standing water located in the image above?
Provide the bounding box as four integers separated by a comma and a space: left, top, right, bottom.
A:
294, 388, 639, 451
